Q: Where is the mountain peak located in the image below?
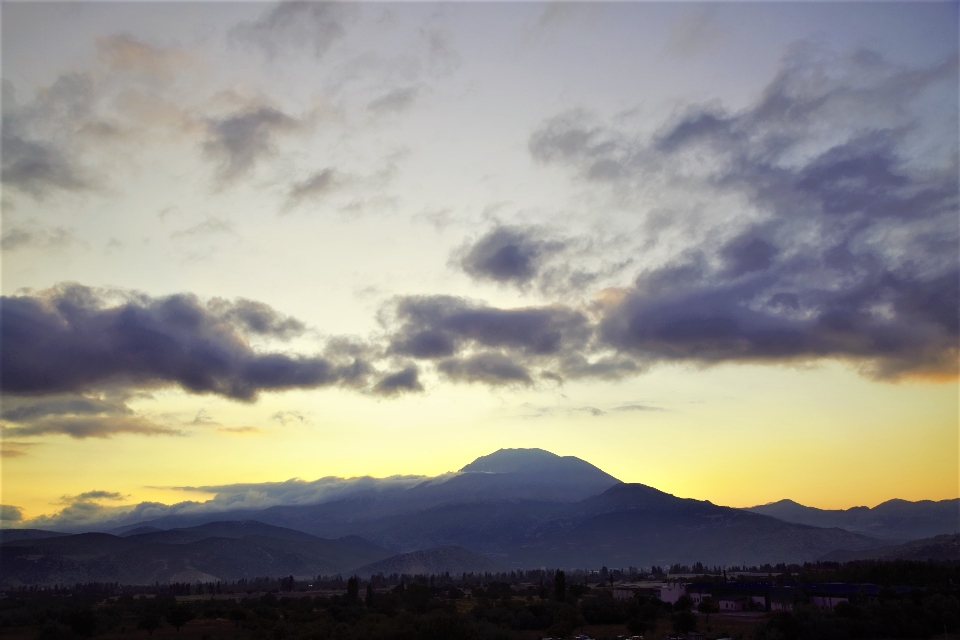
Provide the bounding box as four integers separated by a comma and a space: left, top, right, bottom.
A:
459, 448, 617, 480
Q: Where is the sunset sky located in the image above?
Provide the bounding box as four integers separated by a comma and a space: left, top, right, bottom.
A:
2, 1, 957, 529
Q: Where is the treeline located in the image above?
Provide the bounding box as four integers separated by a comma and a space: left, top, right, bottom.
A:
2, 569, 959, 639
0, 574, 691, 639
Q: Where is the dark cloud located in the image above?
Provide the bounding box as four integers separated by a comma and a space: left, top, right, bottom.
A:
373, 366, 423, 395
208, 297, 306, 339
367, 86, 420, 114
1, 284, 368, 400
438, 353, 532, 385
1, 397, 131, 422
1, 127, 92, 198
388, 295, 591, 359
0, 393, 184, 439
530, 49, 959, 380
231, 2, 356, 59
458, 226, 565, 285
203, 106, 299, 184
721, 234, 779, 277
0, 505, 23, 522
2, 415, 184, 439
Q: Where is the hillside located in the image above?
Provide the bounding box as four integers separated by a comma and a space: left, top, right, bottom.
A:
819, 533, 960, 562
745, 498, 960, 541
0, 522, 392, 587
352, 545, 500, 578
0, 529, 65, 543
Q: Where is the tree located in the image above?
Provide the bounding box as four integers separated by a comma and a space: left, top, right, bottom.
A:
698, 597, 718, 624
68, 610, 97, 637
365, 583, 375, 607
672, 610, 698, 634
675, 594, 694, 611
347, 575, 360, 603
228, 608, 247, 627
166, 605, 194, 632
137, 612, 162, 637
554, 570, 566, 602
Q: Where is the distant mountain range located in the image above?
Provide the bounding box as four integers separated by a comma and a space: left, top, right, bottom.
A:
0, 521, 393, 587
745, 498, 960, 541
3, 448, 954, 585
819, 533, 960, 563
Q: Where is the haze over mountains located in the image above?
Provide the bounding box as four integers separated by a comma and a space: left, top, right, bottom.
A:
3, 449, 956, 586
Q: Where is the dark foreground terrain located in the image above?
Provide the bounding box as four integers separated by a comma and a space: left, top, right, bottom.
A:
2, 560, 958, 640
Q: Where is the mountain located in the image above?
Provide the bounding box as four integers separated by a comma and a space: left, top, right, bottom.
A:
0, 521, 392, 587
123, 520, 323, 545
352, 546, 500, 578
745, 498, 960, 541
90, 448, 621, 536
0, 529, 65, 543
819, 533, 960, 562
5, 449, 902, 582
117, 526, 164, 537
500, 483, 882, 568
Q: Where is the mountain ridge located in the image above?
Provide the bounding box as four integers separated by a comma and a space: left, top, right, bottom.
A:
745, 497, 960, 540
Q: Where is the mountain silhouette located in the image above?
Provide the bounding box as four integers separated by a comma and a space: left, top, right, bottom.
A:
746, 498, 960, 540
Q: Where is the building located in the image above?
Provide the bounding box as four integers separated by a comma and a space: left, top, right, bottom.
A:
718, 596, 747, 611
653, 583, 687, 604
810, 595, 849, 610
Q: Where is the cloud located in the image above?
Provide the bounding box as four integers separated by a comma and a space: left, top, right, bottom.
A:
0, 442, 37, 458
271, 410, 307, 425
0, 505, 23, 522
0, 226, 78, 252
2, 415, 183, 439
59, 490, 127, 504
203, 106, 299, 184
438, 352, 532, 386
388, 295, 591, 359
208, 297, 307, 339
231, 2, 356, 59
530, 48, 959, 380
1, 123, 93, 198
286, 168, 343, 208
367, 86, 420, 114
1, 397, 131, 422
19, 473, 444, 530
0, 394, 184, 439
614, 403, 664, 412
218, 426, 260, 434
1, 283, 368, 401
373, 366, 423, 395
457, 226, 566, 286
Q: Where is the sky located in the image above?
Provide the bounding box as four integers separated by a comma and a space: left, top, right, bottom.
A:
1, 1, 958, 529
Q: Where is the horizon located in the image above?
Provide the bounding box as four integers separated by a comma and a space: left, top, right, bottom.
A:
4, 446, 957, 532
2, 2, 958, 530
